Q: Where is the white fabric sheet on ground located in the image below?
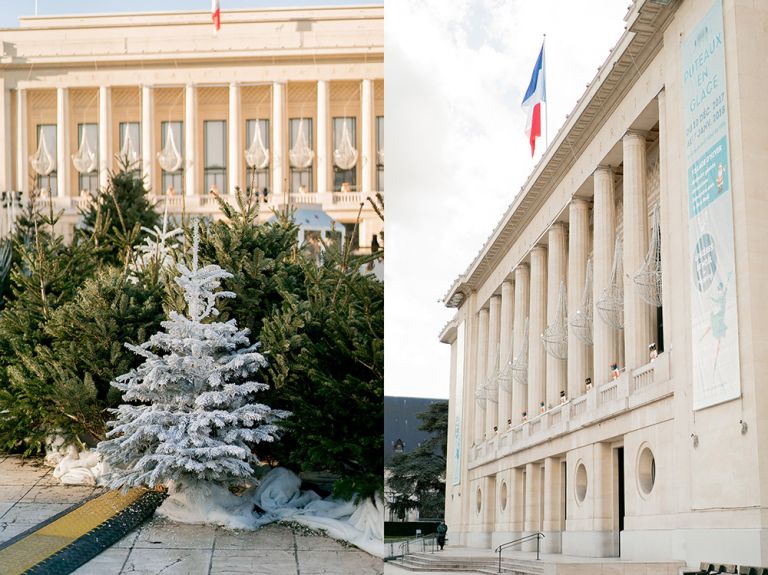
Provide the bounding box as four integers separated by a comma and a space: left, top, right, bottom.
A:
158, 467, 385, 557
51, 448, 107, 486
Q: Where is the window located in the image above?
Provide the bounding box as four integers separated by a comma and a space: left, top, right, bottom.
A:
376, 115, 384, 191
119, 122, 141, 173
332, 117, 357, 192
35, 125, 57, 196
245, 119, 270, 200
289, 118, 313, 194
77, 123, 99, 194
204, 120, 227, 194
342, 222, 360, 252
161, 121, 184, 195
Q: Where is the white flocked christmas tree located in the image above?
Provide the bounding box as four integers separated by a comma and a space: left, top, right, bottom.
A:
98, 222, 289, 498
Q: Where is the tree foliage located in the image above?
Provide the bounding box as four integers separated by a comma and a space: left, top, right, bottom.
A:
387, 401, 448, 520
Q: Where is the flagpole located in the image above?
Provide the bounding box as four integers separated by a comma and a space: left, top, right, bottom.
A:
543, 33, 548, 151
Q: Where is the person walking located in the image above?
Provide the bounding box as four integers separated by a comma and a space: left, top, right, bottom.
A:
436, 521, 447, 551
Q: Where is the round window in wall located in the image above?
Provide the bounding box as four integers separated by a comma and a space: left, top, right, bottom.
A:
500, 481, 508, 512
638, 446, 656, 495
575, 462, 588, 503
476, 486, 482, 514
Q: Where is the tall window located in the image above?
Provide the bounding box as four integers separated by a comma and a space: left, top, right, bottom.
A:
289, 118, 313, 194
35, 125, 57, 196
376, 116, 384, 192
119, 122, 141, 174
77, 123, 99, 194
161, 121, 184, 194
245, 119, 270, 198
332, 117, 357, 191
204, 120, 227, 193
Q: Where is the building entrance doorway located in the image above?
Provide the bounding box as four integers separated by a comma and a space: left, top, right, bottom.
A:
616, 447, 625, 556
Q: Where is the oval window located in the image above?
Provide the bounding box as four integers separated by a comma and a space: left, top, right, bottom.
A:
575, 462, 588, 503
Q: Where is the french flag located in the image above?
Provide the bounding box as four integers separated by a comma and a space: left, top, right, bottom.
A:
212, 0, 221, 32
521, 42, 546, 157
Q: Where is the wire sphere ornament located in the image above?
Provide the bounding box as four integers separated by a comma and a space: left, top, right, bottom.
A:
510, 317, 529, 386
542, 280, 568, 360
333, 119, 358, 170
633, 203, 662, 307
596, 237, 624, 331
245, 123, 270, 170
157, 128, 183, 173
289, 119, 314, 169
29, 132, 55, 176
569, 258, 594, 346
119, 130, 140, 171
72, 131, 97, 174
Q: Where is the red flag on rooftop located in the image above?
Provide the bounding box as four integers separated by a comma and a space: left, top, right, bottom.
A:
212, 0, 221, 32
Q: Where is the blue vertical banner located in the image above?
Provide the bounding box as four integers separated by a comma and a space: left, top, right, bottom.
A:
453, 322, 465, 486
682, 0, 741, 410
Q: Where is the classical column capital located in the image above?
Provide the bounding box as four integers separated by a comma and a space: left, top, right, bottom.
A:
515, 262, 529, 272
594, 164, 613, 177
623, 129, 650, 143
569, 196, 590, 208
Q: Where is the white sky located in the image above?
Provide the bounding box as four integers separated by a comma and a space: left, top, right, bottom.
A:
384, 0, 629, 399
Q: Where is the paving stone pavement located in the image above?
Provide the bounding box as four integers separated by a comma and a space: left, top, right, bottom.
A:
0, 455, 384, 575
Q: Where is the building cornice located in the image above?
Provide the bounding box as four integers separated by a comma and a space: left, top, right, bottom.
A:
443, 0, 676, 309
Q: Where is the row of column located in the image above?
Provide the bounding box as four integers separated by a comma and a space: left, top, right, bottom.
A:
472, 131, 655, 442
11, 79, 376, 198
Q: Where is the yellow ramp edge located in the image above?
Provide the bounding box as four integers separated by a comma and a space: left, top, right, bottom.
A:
0, 488, 148, 575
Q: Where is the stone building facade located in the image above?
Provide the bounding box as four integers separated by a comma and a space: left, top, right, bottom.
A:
441, 0, 768, 566
0, 6, 383, 248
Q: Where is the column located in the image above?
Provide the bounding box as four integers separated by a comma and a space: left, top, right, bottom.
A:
511, 265, 529, 425
16, 88, 28, 195
228, 82, 241, 194
498, 280, 514, 429
545, 224, 567, 406
141, 85, 154, 186
0, 83, 11, 193
509, 467, 525, 536
528, 246, 547, 417
486, 294, 501, 434
568, 199, 592, 398
474, 307, 489, 443
542, 457, 563, 553
361, 78, 373, 195
593, 443, 614, 551
316, 80, 329, 199
98, 86, 111, 190
184, 84, 196, 196
657, 90, 670, 340
57, 87, 70, 197
593, 167, 617, 386
522, 462, 541, 550
622, 131, 653, 369
271, 82, 284, 201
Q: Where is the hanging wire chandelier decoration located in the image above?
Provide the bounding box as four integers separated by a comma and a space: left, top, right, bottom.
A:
29, 132, 55, 176
157, 128, 183, 173
633, 203, 662, 307
119, 130, 140, 170
289, 119, 314, 169
569, 258, 594, 346
484, 350, 499, 404
474, 381, 488, 407
245, 123, 270, 170
72, 131, 97, 174
333, 119, 358, 170
497, 341, 515, 392
542, 280, 569, 359
510, 317, 529, 386
596, 237, 624, 330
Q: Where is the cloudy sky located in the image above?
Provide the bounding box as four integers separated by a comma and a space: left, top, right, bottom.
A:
385, 0, 629, 399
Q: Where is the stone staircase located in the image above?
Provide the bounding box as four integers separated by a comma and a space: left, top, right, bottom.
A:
394, 552, 546, 574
